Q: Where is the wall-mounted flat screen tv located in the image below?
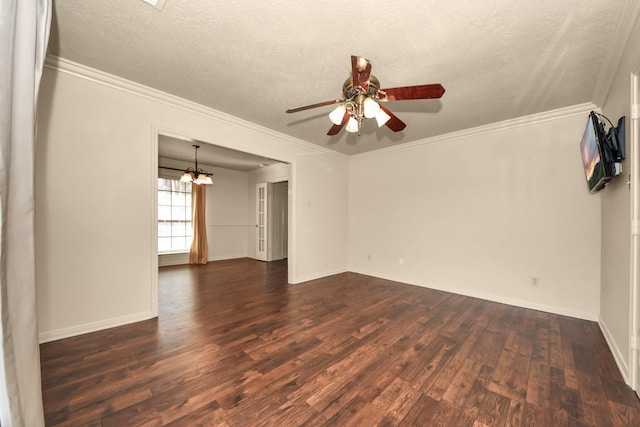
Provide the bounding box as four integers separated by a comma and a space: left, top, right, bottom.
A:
580, 112, 609, 193
580, 111, 625, 193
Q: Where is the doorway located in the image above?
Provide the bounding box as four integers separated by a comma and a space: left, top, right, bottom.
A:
152, 130, 294, 316
255, 180, 289, 262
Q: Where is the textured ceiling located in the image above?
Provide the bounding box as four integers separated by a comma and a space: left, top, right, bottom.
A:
49, 0, 623, 155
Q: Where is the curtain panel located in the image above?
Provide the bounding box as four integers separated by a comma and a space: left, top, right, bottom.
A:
188, 184, 208, 264
0, 0, 51, 426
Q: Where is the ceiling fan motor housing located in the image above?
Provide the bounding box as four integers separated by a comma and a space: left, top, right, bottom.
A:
343, 75, 380, 100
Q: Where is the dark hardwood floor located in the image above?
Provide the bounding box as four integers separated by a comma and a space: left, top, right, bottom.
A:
41, 258, 640, 426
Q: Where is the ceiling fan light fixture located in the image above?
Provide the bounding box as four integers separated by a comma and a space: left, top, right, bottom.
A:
346, 116, 359, 133
375, 109, 391, 127
329, 105, 347, 125
363, 97, 380, 119
286, 55, 445, 135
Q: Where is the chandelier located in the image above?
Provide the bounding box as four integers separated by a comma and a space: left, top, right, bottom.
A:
178, 145, 213, 185
159, 145, 214, 184
160, 144, 214, 185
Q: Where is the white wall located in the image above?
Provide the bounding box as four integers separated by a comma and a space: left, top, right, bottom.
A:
246, 158, 350, 282
349, 105, 602, 320
35, 59, 348, 342
206, 166, 251, 261
599, 14, 640, 382
294, 153, 350, 282
158, 157, 250, 266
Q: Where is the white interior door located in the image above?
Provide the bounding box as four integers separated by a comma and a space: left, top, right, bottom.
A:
256, 182, 268, 261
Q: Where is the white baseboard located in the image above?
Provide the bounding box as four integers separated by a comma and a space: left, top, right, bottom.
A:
209, 254, 249, 262
349, 267, 599, 321
159, 252, 189, 267
39, 311, 155, 344
292, 267, 349, 285
159, 253, 250, 267
598, 316, 630, 384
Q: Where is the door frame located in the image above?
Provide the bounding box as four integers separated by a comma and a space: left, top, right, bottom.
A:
152, 127, 297, 319
267, 180, 289, 262
255, 182, 269, 261
255, 178, 289, 262
630, 72, 640, 393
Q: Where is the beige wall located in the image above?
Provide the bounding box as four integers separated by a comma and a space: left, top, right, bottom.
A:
349, 105, 602, 320
599, 15, 640, 382
35, 60, 349, 342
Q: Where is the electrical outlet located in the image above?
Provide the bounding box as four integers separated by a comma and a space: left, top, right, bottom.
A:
530, 277, 540, 287
367, 254, 371, 261
398, 258, 404, 265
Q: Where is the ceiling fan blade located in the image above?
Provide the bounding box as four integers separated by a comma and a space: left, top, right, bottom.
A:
351, 55, 372, 91
379, 104, 406, 132
379, 84, 445, 101
327, 113, 350, 136
286, 98, 345, 113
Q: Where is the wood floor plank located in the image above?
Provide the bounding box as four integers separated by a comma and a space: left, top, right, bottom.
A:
526, 361, 551, 409
505, 399, 524, 427
476, 389, 511, 426
487, 346, 530, 402
40, 258, 640, 426
549, 366, 584, 421
548, 317, 563, 370
443, 358, 484, 405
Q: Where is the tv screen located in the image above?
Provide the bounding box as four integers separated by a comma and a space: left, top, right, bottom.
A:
580, 112, 611, 193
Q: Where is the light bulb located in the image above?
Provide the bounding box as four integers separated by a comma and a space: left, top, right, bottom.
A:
346, 116, 359, 133
356, 57, 368, 71
375, 109, 391, 127
329, 105, 346, 125
363, 97, 380, 118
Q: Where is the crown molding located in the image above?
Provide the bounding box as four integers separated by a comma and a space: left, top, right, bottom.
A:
592, 0, 640, 107
350, 102, 598, 160
44, 56, 348, 159
44, 56, 600, 163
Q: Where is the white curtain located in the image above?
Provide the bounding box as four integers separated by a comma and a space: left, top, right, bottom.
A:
0, 0, 51, 426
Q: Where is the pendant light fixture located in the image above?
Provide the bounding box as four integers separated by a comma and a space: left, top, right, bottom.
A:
179, 145, 213, 185
159, 144, 214, 185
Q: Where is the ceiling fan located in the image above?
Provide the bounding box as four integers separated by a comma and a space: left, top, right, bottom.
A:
286, 55, 445, 136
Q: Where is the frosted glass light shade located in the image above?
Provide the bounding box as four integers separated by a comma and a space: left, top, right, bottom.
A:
329, 105, 347, 125
180, 172, 194, 183
195, 174, 213, 185
375, 109, 391, 127
346, 116, 359, 133
363, 97, 380, 118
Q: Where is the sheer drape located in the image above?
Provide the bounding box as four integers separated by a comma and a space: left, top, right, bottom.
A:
0, 0, 51, 426
189, 184, 208, 264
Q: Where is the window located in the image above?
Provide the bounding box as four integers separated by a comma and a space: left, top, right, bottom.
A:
158, 178, 192, 253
